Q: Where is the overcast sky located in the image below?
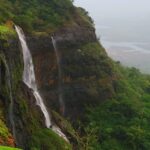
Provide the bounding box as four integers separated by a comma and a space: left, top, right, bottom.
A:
74, 0, 150, 73
74, 0, 150, 19
74, 0, 150, 42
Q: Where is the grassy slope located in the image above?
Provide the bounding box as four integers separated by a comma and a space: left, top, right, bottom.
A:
0, 146, 21, 150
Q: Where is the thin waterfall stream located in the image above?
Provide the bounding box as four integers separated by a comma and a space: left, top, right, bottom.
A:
15, 25, 68, 141
15, 25, 51, 128
3, 58, 16, 141
51, 37, 65, 115
0, 54, 17, 142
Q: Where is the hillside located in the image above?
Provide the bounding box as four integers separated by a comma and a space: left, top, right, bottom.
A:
0, 0, 150, 150
0, 0, 93, 33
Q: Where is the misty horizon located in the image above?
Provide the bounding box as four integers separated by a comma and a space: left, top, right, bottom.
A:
75, 0, 150, 73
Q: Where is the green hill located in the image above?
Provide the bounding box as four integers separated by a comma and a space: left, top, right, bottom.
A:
0, 0, 149, 150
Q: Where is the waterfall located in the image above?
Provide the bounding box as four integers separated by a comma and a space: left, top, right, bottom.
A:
15, 26, 68, 141
15, 25, 51, 128
0, 54, 16, 140
51, 37, 65, 115
5, 61, 16, 141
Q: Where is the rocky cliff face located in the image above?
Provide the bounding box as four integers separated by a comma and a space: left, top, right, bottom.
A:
1, 1, 150, 150
0, 37, 23, 146
0, 20, 116, 149
26, 24, 115, 122
0, 36, 47, 148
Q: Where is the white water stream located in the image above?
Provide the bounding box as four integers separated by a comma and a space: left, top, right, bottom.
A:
51, 37, 65, 114
15, 26, 68, 141
15, 25, 51, 128
4, 59, 16, 140
0, 54, 17, 142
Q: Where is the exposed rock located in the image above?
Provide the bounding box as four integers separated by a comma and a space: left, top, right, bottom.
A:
0, 17, 115, 149
23, 24, 115, 122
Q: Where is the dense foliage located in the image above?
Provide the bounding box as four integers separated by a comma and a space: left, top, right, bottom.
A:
85, 66, 150, 150
29, 129, 72, 150
0, 0, 150, 149
0, 0, 73, 32
0, 25, 15, 40
62, 40, 150, 150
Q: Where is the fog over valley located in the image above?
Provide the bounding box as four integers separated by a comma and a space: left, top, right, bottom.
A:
75, 0, 150, 73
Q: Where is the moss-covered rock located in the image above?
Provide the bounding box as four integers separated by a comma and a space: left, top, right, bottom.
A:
29, 128, 72, 150
0, 110, 15, 147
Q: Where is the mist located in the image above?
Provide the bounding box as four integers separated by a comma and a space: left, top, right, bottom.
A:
74, 0, 150, 18
74, 0, 150, 74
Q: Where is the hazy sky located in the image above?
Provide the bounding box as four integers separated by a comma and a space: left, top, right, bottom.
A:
74, 0, 150, 73
74, 0, 150, 19
74, 0, 150, 42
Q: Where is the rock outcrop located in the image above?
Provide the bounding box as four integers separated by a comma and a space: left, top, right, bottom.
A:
24, 24, 115, 122
0, 20, 116, 149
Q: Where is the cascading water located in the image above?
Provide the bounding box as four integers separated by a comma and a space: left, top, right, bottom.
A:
51, 37, 65, 115
4, 59, 16, 140
0, 55, 15, 138
15, 25, 51, 128
15, 26, 68, 141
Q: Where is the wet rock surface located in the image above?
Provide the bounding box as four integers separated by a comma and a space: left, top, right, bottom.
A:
0, 23, 115, 148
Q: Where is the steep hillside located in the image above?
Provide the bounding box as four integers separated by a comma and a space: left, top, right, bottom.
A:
85, 67, 150, 150
0, 0, 93, 33
0, 0, 150, 150
0, 0, 73, 32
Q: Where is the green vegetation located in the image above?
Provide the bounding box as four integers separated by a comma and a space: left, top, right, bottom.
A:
0, 0, 150, 149
0, 25, 15, 40
63, 41, 150, 149
0, 55, 14, 147
29, 129, 72, 150
0, 0, 95, 33
0, 146, 21, 150
0, 0, 74, 32
0, 119, 10, 141
61, 39, 150, 150
85, 66, 150, 150
76, 7, 94, 26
